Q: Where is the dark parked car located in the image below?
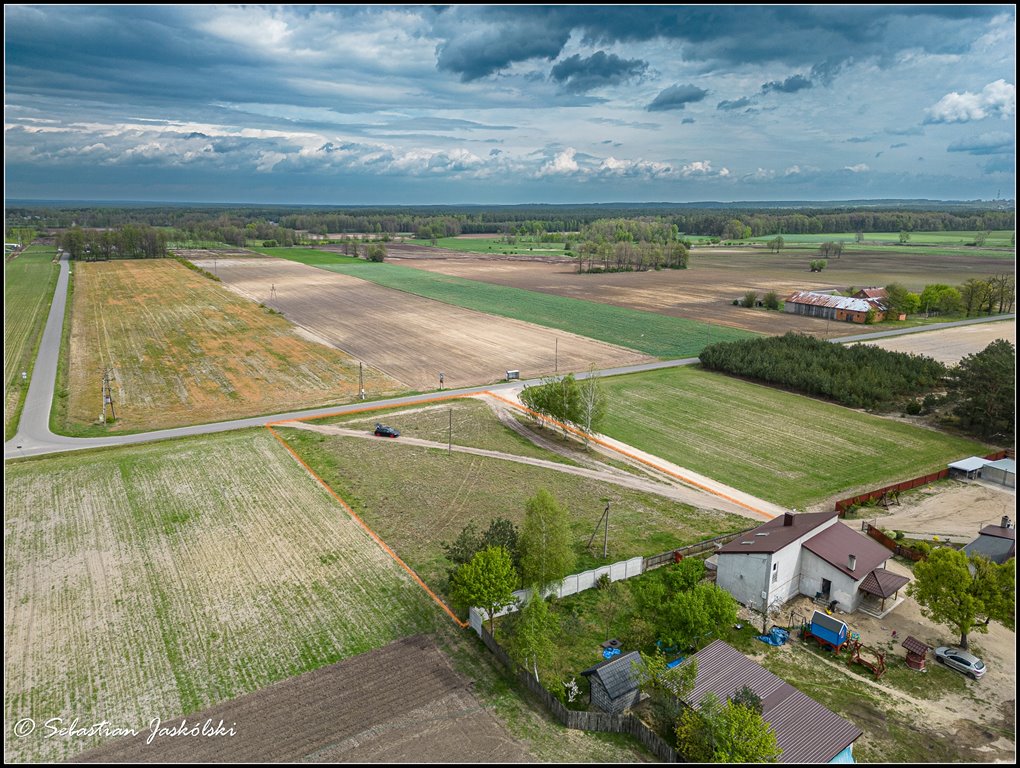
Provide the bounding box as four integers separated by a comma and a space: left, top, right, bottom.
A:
373, 423, 400, 438
934, 646, 986, 679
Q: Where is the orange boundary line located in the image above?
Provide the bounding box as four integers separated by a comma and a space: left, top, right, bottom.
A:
484, 391, 775, 521
265, 423, 469, 628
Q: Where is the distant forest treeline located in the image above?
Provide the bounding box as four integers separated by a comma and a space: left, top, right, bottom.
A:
7, 203, 1014, 246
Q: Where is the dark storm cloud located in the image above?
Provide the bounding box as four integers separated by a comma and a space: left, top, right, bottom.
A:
947, 133, 1014, 155
761, 75, 813, 95
549, 51, 648, 93
717, 97, 754, 111
430, 5, 1005, 80
647, 84, 708, 112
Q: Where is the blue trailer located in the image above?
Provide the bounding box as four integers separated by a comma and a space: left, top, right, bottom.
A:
802, 610, 849, 653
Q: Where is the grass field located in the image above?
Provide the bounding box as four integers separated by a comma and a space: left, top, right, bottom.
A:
276, 405, 752, 592
247, 246, 364, 266
407, 236, 573, 257
598, 367, 988, 509
745, 231, 1015, 247
3, 429, 444, 763
57, 259, 401, 435
266, 255, 758, 359
4, 245, 60, 439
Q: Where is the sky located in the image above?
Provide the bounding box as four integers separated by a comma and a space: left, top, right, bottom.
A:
4, 4, 1016, 205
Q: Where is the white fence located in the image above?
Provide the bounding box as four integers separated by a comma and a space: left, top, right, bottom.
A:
469, 556, 644, 635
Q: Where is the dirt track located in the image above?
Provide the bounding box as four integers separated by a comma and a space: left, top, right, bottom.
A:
72, 635, 531, 763
191, 256, 651, 391
287, 405, 768, 520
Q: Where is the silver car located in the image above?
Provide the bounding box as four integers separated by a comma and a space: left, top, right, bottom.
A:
934, 646, 986, 679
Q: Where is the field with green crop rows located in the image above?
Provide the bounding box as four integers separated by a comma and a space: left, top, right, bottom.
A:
248, 246, 364, 266
407, 236, 572, 257
277, 408, 752, 592
267, 255, 757, 358
3, 429, 442, 763
598, 367, 988, 509
745, 230, 1015, 246
4, 245, 60, 439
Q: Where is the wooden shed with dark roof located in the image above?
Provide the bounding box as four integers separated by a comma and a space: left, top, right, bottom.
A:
681, 640, 862, 763
580, 651, 644, 714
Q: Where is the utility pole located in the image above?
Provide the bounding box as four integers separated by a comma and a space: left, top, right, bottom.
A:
101, 367, 116, 423
359, 362, 365, 400
586, 501, 611, 558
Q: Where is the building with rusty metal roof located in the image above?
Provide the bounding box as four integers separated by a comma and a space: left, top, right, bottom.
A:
716, 511, 910, 617
680, 640, 862, 763
784, 290, 888, 323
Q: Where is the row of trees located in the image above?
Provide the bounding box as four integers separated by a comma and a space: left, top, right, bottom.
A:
881, 276, 1014, 318
14, 203, 1009, 242
58, 225, 168, 260
571, 219, 690, 273
699, 333, 948, 410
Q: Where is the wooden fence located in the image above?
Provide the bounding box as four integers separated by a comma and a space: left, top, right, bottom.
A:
643, 528, 755, 571
477, 626, 679, 762
837, 451, 1014, 515
863, 523, 926, 561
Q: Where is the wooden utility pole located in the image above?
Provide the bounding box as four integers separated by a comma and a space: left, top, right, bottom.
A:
101, 368, 116, 422
586, 502, 611, 558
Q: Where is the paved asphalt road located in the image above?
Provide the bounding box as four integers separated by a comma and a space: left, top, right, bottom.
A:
4, 257, 1013, 461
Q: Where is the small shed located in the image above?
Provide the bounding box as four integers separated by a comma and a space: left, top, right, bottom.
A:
948, 457, 990, 480
982, 458, 1016, 488
581, 650, 644, 714
803, 610, 849, 652
902, 636, 931, 671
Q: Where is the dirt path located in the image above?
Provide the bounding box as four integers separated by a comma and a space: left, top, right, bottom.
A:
287, 419, 765, 520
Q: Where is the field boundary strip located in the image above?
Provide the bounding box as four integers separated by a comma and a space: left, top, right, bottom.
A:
482, 391, 776, 521
265, 420, 470, 629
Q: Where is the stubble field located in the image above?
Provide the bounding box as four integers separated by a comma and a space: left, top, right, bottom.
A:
61, 259, 400, 433
3, 429, 443, 763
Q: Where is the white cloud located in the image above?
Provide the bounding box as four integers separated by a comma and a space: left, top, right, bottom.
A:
539, 147, 581, 176
925, 79, 1015, 123
844, 163, 870, 173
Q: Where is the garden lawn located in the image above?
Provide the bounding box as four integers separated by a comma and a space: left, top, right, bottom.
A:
598, 366, 988, 509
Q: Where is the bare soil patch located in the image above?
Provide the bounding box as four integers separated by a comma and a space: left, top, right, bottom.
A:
192, 255, 650, 391
830, 479, 1015, 540
856, 320, 1015, 364
72, 635, 532, 763
386, 243, 1014, 338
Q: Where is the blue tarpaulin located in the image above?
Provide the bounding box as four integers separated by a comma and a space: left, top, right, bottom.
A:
756, 627, 790, 646
602, 646, 622, 660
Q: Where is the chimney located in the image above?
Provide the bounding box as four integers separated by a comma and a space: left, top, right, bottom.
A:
783, 512, 794, 527
848, 554, 857, 571
1001, 516, 1013, 530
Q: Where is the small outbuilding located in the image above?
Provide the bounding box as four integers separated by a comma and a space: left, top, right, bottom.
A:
982, 458, 1016, 488
948, 456, 990, 480
581, 650, 644, 714
962, 516, 1016, 564
902, 636, 931, 671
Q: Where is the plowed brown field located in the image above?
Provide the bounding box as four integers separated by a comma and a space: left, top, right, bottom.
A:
72, 635, 531, 763
191, 256, 651, 391
385, 242, 1013, 337
65, 259, 401, 432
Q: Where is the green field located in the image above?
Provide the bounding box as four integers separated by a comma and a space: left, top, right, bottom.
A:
745, 230, 1015, 247
3, 429, 444, 762
598, 367, 988, 509
248, 245, 365, 266
277, 405, 752, 593
408, 236, 573, 257
4, 245, 60, 439
265, 253, 756, 358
